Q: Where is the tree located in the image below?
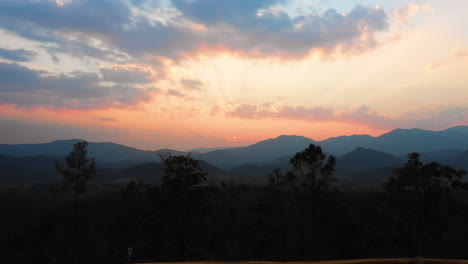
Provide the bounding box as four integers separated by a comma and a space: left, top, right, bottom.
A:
288, 144, 337, 259
266, 169, 296, 261
385, 152, 467, 257
160, 154, 208, 260
160, 154, 207, 196
55, 141, 96, 198
55, 141, 96, 264
290, 144, 337, 193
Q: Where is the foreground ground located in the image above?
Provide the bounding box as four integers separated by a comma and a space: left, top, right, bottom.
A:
139, 259, 468, 264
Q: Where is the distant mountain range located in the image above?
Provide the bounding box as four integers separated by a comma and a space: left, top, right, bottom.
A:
0, 126, 467, 189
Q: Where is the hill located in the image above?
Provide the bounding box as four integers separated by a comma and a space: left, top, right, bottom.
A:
0, 139, 184, 164
194, 135, 315, 168
336, 147, 402, 174
319, 126, 468, 156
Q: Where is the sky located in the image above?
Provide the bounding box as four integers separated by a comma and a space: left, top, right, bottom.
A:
0, 0, 467, 150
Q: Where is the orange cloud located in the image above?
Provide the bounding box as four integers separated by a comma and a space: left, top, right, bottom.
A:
422, 4, 435, 13
394, 4, 420, 24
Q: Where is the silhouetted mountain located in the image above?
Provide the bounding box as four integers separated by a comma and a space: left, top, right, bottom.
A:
412, 149, 463, 164
0, 155, 61, 187
0, 153, 230, 187
371, 127, 468, 155
189, 147, 234, 153
334, 148, 401, 190
194, 135, 314, 168
318, 126, 468, 156
447, 150, 468, 170
0, 140, 185, 164
97, 160, 230, 185
337, 147, 401, 174
1, 126, 467, 188
229, 155, 292, 184
319, 135, 375, 156
2, 126, 467, 168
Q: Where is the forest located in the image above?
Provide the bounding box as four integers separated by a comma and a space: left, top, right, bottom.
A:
1, 141, 468, 264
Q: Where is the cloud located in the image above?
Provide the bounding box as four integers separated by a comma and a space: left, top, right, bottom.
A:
0, 0, 132, 34
422, 4, 435, 13
0, 47, 37, 61
177, 4, 390, 58
171, 0, 291, 32
93, 117, 117, 122
100, 65, 152, 84
166, 89, 186, 97
394, 4, 420, 24
180, 78, 203, 90
225, 104, 335, 121
0, 62, 154, 109
220, 103, 467, 131
0, 0, 390, 61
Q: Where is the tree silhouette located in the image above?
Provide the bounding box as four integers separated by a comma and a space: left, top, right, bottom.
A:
160, 154, 207, 196
385, 152, 467, 257
160, 154, 208, 260
55, 141, 96, 264
290, 144, 337, 193
55, 141, 96, 197
266, 169, 295, 261
288, 144, 337, 259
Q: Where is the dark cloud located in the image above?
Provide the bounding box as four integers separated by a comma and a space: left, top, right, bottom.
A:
0, 47, 37, 61
169, 1, 389, 55
100, 67, 151, 84
171, 0, 291, 32
180, 78, 203, 90
0, 0, 131, 34
0, 62, 153, 109
0, 0, 390, 60
0, 0, 135, 62
167, 89, 186, 97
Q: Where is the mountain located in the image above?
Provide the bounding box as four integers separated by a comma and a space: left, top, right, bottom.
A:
318, 126, 468, 156
413, 149, 463, 164
0, 139, 185, 164
336, 147, 401, 174
0, 154, 62, 187
189, 146, 234, 153
371, 127, 468, 156
194, 135, 315, 168
229, 155, 293, 183
106, 160, 232, 185
447, 150, 468, 170
319, 135, 375, 156
0, 126, 467, 188
0, 154, 230, 187
1, 126, 466, 168
335, 148, 401, 189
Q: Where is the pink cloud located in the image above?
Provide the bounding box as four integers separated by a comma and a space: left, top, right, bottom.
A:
220, 103, 468, 131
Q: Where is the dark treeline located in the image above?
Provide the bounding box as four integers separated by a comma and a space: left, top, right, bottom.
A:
1, 142, 468, 264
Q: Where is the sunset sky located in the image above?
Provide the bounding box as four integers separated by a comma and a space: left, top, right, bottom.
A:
0, 0, 467, 150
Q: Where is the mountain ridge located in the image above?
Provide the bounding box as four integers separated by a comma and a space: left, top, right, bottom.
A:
0, 126, 467, 168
